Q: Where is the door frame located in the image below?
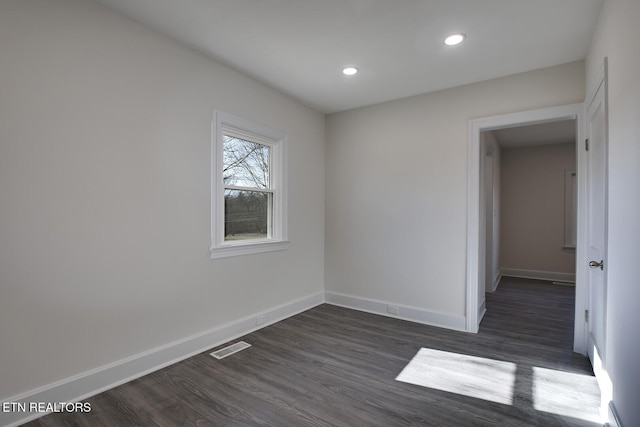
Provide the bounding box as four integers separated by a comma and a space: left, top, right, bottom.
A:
466, 103, 588, 354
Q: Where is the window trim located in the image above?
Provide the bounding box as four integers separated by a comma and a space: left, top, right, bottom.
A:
210, 110, 288, 259
564, 169, 577, 250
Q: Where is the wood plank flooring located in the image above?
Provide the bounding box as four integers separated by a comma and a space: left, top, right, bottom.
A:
25, 277, 601, 426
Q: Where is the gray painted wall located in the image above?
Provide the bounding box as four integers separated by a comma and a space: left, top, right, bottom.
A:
0, 0, 325, 401
325, 62, 584, 318
500, 142, 576, 276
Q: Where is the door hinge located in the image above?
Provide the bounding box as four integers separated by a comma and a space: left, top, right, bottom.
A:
585, 309, 589, 322
585, 138, 590, 151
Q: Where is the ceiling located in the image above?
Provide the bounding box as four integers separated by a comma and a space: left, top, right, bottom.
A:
492, 119, 577, 149
93, 0, 604, 113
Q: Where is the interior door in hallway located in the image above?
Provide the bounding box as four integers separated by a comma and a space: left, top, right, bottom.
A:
586, 76, 608, 367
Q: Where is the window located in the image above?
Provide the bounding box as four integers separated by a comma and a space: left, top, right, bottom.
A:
211, 110, 288, 258
564, 170, 577, 249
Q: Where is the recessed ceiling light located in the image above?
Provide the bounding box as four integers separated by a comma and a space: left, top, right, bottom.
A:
342, 67, 359, 76
444, 33, 466, 46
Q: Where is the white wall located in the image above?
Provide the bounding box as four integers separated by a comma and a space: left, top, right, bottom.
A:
325, 62, 584, 324
0, 0, 325, 402
483, 132, 501, 292
499, 142, 576, 277
586, 0, 640, 425
478, 131, 500, 312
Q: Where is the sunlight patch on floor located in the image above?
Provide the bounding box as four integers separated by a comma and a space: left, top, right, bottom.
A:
396, 347, 602, 424
395, 348, 516, 405
532, 367, 601, 423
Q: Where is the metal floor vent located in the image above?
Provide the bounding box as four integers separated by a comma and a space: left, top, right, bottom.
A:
210, 341, 251, 360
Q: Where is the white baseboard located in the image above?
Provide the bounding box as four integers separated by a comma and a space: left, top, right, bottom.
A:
490, 270, 502, 292
2, 290, 470, 426
590, 342, 614, 425
607, 401, 623, 427
485, 270, 502, 293
324, 291, 466, 332
478, 299, 487, 323
0, 292, 324, 427
500, 268, 575, 284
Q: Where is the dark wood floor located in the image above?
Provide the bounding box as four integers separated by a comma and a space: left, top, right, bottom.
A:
26, 277, 601, 426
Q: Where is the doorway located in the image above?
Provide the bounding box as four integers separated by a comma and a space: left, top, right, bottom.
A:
466, 103, 588, 355
485, 120, 577, 283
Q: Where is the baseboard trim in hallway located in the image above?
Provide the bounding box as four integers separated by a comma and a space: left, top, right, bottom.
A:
501, 268, 576, 284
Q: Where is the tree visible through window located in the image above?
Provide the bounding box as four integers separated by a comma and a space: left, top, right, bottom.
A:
223, 135, 272, 240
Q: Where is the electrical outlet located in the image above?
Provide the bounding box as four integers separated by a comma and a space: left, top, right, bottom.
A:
256, 314, 267, 326
387, 305, 399, 315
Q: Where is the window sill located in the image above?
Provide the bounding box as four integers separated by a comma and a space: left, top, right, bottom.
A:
210, 240, 290, 259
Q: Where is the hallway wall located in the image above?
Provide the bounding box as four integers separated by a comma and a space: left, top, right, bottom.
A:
500, 142, 576, 279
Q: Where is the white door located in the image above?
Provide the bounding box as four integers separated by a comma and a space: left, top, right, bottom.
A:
586, 78, 607, 366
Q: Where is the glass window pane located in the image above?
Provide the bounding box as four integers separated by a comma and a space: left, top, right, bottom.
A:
223, 135, 270, 189
224, 189, 272, 241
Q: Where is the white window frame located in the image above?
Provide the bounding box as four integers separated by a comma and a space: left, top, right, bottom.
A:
564, 169, 577, 249
210, 110, 288, 259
